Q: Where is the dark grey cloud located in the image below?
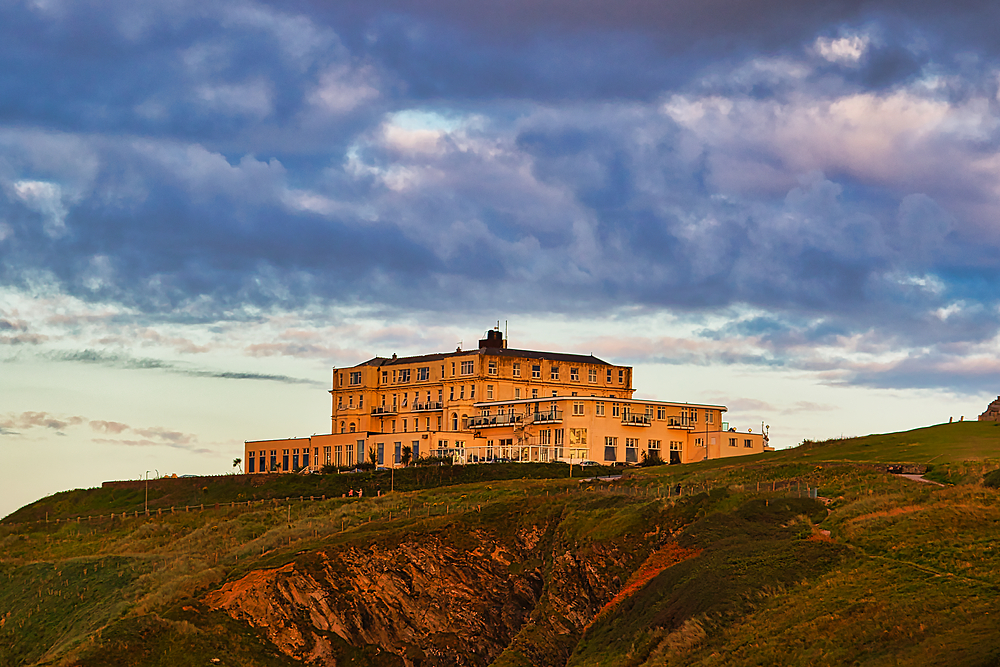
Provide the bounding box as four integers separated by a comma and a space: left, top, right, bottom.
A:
43, 349, 320, 385
3, 0, 1000, 395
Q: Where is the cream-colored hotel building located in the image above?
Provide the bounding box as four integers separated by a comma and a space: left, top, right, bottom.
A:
244, 329, 771, 474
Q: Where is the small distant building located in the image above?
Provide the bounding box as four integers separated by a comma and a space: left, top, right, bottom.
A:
979, 397, 1000, 422
244, 328, 772, 473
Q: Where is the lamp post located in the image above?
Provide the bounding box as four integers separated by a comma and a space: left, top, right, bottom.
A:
144, 470, 150, 515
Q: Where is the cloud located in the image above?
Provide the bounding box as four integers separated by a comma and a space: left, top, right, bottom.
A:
1, 410, 207, 451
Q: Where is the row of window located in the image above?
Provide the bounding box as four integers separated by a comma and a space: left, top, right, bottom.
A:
342, 361, 629, 386
729, 438, 755, 448
248, 447, 313, 473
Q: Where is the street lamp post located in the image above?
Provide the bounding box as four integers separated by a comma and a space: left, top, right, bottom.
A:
144, 470, 151, 516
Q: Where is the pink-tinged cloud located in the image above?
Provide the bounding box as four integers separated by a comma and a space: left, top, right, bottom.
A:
90, 420, 130, 434
136, 328, 210, 354
0, 412, 86, 431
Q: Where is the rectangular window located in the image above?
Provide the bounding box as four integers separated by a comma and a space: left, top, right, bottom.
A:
348, 395, 354, 408
461, 360, 474, 375
282, 450, 289, 472
569, 428, 587, 445
681, 409, 689, 427
604, 436, 617, 461
607, 368, 612, 382
338, 396, 343, 409
596, 401, 605, 416
588, 368, 597, 382
707, 411, 714, 424
402, 418, 407, 432
460, 385, 465, 399
625, 438, 638, 463
487, 385, 494, 399
555, 429, 565, 445
412, 440, 420, 460
513, 363, 521, 377
612, 403, 620, 417
550, 366, 560, 380
729, 438, 737, 447
691, 409, 698, 423
417, 367, 429, 381
402, 393, 408, 407
648, 439, 660, 450
398, 369, 411, 383
381, 370, 388, 383
515, 387, 521, 399
377, 442, 385, 466
470, 385, 476, 399
488, 360, 498, 375
532, 364, 541, 378
357, 440, 364, 466
670, 441, 682, 451
570, 368, 579, 381
532, 388, 538, 398
394, 442, 402, 464
657, 406, 666, 420
745, 439, 753, 448
248, 454, 255, 473
350, 371, 362, 385
618, 369, 625, 383
573, 401, 585, 416
540, 430, 551, 445
324, 446, 332, 465
450, 386, 455, 400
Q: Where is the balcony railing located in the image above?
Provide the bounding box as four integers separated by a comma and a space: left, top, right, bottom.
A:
531, 410, 563, 424
622, 414, 651, 426
412, 401, 444, 411
467, 413, 524, 428
371, 406, 398, 416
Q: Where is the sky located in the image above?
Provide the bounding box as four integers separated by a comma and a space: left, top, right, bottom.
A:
2, 0, 999, 518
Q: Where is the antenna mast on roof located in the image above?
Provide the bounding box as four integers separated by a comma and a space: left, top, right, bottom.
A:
505, 320, 508, 345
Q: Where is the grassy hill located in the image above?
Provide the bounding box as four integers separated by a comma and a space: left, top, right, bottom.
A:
3, 422, 1000, 666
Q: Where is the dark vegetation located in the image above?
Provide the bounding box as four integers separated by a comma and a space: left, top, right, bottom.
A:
4, 421, 1000, 666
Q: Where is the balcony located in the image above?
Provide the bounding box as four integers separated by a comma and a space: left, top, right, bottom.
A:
531, 410, 563, 424
622, 414, 651, 426
467, 413, 523, 428
412, 401, 444, 411
371, 406, 398, 416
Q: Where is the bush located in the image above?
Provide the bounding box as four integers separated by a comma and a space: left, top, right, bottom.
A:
639, 450, 665, 467
982, 468, 1000, 488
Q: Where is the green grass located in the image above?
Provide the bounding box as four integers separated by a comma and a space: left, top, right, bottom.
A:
6, 422, 1000, 666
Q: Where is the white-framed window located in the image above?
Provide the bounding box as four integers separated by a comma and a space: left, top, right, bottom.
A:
657, 406, 666, 420
459, 386, 465, 399
691, 408, 698, 423
532, 388, 538, 398
729, 438, 737, 447
573, 401, 585, 416
402, 393, 408, 407
488, 360, 498, 375
540, 430, 551, 445
648, 439, 660, 450
513, 363, 521, 377
745, 439, 753, 448
449, 386, 455, 400
381, 371, 388, 383
515, 387, 521, 399
349, 371, 362, 385
604, 436, 617, 461
612, 403, 620, 417
588, 368, 597, 382
707, 411, 714, 424
532, 364, 541, 378
348, 396, 354, 408
399, 368, 411, 382
461, 360, 474, 375
551, 366, 560, 380
606, 368, 612, 382
470, 385, 476, 399
595, 402, 605, 416
487, 385, 494, 399
618, 369, 625, 383
417, 367, 430, 381
570, 428, 587, 445
555, 429, 564, 445
570, 368, 579, 381
670, 441, 682, 451
337, 396, 343, 409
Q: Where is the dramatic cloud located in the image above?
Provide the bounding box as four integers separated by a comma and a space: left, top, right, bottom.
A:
1, 0, 1000, 397
1, 410, 207, 451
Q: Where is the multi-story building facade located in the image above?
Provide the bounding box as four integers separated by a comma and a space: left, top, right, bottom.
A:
243, 329, 771, 473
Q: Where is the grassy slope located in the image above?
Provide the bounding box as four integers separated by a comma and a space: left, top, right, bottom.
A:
3, 423, 1000, 665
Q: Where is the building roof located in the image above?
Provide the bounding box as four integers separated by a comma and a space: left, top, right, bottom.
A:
351, 347, 614, 368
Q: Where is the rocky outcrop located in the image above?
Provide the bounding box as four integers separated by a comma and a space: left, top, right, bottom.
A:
206, 530, 548, 666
